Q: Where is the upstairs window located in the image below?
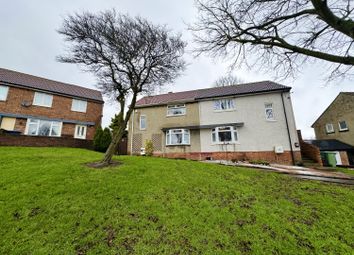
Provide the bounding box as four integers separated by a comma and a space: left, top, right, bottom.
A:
214, 99, 235, 111
139, 115, 146, 130
325, 123, 334, 133
166, 129, 190, 145
212, 126, 238, 143
0, 85, 9, 101
33, 92, 53, 107
26, 119, 61, 137
167, 104, 186, 116
71, 99, 87, 113
265, 103, 274, 120
338, 121, 349, 131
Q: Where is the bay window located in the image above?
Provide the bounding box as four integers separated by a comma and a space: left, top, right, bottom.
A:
166, 129, 190, 145
212, 126, 238, 143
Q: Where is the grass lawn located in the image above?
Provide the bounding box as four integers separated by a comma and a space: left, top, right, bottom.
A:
0, 147, 353, 254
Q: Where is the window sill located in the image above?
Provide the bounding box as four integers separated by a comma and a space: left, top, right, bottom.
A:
213, 109, 236, 113
166, 114, 186, 117
212, 142, 240, 145
71, 110, 87, 113
326, 131, 335, 134
339, 129, 349, 132
32, 104, 52, 108
266, 119, 277, 122
166, 144, 190, 146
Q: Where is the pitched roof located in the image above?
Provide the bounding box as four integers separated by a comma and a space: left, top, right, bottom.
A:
305, 139, 354, 151
0, 68, 103, 102
136, 81, 290, 107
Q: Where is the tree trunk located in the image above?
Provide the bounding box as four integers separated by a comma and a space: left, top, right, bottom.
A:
100, 126, 125, 165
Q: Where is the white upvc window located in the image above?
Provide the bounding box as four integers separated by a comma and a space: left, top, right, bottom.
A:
265, 103, 275, 120
212, 126, 238, 144
167, 104, 186, 116
325, 123, 334, 133
166, 129, 190, 145
0, 85, 9, 101
139, 115, 146, 130
74, 125, 87, 139
213, 98, 235, 111
26, 118, 62, 137
338, 121, 349, 131
71, 99, 87, 113
33, 92, 53, 107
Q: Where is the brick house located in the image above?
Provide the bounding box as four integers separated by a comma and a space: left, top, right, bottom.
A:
0, 68, 103, 147
128, 81, 301, 165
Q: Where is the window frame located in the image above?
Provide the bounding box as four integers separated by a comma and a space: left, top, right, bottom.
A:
167, 104, 186, 116
0, 85, 9, 101
325, 123, 334, 133
139, 115, 146, 130
71, 99, 87, 113
33, 92, 53, 107
213, 98, 235, 111
338, 121, 349, 131
166, 129, 190, 145
265, 103, 275, 121
74, 125, 87, 139
211, 126, 238, 144
25, 118, 62, 137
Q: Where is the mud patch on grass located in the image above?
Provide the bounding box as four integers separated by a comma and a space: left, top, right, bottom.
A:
237, 240, 252, 254
85, 160, 122, 169
104, 226, 116, 247
28, 207, 41, 217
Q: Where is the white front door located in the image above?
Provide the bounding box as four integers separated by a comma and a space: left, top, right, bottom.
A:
334, 151, 342, 165
74, 125, 87, 139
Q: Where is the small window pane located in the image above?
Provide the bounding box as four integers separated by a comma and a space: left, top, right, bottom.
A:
38, 121, 51, 136
339, 121, 348, 130
0, 85, 9, 101
72, 99, 87, 113
140, 116, 146, 130
326, 123, 334, 133
167, 104, 186, 116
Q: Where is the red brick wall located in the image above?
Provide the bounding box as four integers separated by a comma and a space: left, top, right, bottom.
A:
0, 86, 103, 140
297, 130, 323, 166
153, 151, 301, 165
0, 133, 92, 148
339, 151, 350, 166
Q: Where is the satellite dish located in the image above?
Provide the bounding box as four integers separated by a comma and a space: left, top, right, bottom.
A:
21, 101, 32, 107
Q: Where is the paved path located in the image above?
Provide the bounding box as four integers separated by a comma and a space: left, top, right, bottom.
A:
203, 160, 354, 185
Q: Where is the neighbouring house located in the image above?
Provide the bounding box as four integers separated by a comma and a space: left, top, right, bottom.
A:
128, 81, 301, 165
312, 92, 354, 146
0, 68, 103, 147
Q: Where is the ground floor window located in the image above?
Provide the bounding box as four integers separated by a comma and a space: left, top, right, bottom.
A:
166, 129, 190, 145
212, 126, 238, 143
74, 125, 87, 139
26, 118, 62, 137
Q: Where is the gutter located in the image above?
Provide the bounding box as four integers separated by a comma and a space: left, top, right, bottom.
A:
130, 110, 135, 155
281, 92, 295, 165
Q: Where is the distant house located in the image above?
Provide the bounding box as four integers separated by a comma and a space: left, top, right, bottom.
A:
128, 81, 301, 165
310, 92, 354, 165
0, 68, 103, 147
312, 92, 354, 145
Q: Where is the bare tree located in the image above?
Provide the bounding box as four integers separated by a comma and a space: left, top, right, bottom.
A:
192, 0, 354, 80
213, 74, 244, 87
58, 10, 186, 165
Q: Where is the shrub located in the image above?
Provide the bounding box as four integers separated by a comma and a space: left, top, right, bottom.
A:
93, 126, 112, 152
249, 159, 270, 166
145, 140, 154, 156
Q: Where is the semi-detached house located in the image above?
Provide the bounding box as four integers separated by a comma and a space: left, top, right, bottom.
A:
128, 81, 301, 165
0, 68, 103, 146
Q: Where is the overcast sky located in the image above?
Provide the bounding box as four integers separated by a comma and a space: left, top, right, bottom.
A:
1, 0, 353, 139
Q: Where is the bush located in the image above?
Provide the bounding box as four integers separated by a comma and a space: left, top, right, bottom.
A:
93, 126, 112, 152
145, 140, 154, 156
249, 159, 270, 166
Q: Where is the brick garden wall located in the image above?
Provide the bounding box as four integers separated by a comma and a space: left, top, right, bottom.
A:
152, 151, 301, 165
0, 133, 93, 149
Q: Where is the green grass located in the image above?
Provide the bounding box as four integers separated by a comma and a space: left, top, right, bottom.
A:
0, 147, 353, 254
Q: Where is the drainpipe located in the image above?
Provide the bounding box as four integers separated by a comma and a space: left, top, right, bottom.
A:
281, 92, 295, 165
130, 110, 135, 155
